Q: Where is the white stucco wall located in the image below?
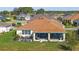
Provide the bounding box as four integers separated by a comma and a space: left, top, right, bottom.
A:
71, 20, 74, 24
17, 30, 32, 37
25, 16, 31, 21
0, 26, 12, 33
17, 30, 22, 35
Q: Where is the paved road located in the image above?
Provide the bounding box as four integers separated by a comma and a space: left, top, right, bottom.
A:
65, 27, 79, 30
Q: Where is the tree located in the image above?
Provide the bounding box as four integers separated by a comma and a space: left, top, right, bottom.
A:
0, 10, 9, 16
13, 7, 33, 15
36, 8, 45, 14
57, 17, 63, 22
12, 8, 19, 15
59, 31, 78, 50
17, 22, 22, 26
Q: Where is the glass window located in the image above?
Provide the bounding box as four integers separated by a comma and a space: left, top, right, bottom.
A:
22, 30, 31, 34
35, 33, 48, 40
50, 33, 63, 39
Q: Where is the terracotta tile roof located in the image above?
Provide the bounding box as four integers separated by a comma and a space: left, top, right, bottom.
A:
17, 16, 65, 33
31, 14, 57, 20
66, 14, 79, 20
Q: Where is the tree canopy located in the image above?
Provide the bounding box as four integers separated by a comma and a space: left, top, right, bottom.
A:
13, 7, 33, 15
36, 8, 45, 14
0, 10, 9, 16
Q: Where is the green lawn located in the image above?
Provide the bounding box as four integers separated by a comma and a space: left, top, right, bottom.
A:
65, 23, 75, 28
0, 30, 16, 42
1, 30, 79, 51
0, 30, 62, 51
0, 42, 62, 51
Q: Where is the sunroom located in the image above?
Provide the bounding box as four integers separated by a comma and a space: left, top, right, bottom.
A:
33, 32, 65, 42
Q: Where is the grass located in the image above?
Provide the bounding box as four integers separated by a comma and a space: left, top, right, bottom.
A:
65, 23, 75, 28
0, 42, 62, 51
0, 30, 16, 42
0, 30, 62, 51
1, 30, 79, 51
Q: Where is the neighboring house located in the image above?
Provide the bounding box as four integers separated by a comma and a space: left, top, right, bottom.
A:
63, 14, 79, 25
0, 22, 13, 33
31, 14, 62, 20
16, 13, 31, 25
5, 17, 11, 20
32, 14, 64, 23
73, 20, 79, 26
0, 15, 11, 22
0, 15, 6, 21
17, 16, 65, 42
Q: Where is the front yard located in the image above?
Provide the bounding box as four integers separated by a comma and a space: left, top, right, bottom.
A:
0, 30, 79, 51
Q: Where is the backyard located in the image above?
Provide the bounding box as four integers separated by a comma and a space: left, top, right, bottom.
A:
0, 30, 62, 51
0, 30, 79, 51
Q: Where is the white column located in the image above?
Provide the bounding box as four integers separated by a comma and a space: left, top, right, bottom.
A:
33, 33, 35, 41
48, 33, 50, 41
63, 33, 65, 41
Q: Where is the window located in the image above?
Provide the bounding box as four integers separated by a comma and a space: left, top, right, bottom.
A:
35, 33, 48, 40
50, 33, 63, 39
22, 30, 31, 35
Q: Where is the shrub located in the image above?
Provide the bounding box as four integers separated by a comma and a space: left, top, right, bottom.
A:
13, 34, 20, 41
17, 22, 22, 26
59, 43, 72, 51
1, 19, 6, 22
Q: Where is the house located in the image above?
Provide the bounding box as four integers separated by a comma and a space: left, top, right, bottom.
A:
0, 15, 6, 21
17, 16, 65, 42
31, 14, 62, 23
16, 13, 31, 25
73, 20, 79, 26
0, 15, 11, 22
31, 14, 63, 20
0, 22, 13, 33
63, 14, 79, 25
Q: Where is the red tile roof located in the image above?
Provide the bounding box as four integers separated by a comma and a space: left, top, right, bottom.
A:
67, 14, 79, 20
17, 16, 65, 32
